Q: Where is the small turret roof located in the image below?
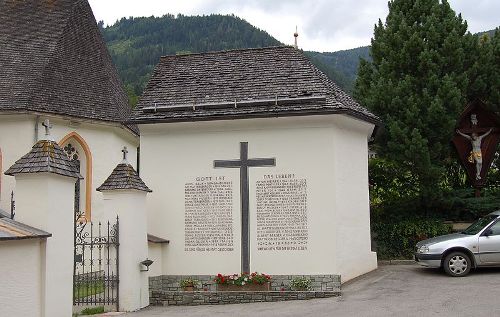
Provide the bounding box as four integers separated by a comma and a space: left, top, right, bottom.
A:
5, 140, 82, 179
97, 163, 152, 193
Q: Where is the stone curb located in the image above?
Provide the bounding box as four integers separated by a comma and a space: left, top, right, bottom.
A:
378, 260, 416, 265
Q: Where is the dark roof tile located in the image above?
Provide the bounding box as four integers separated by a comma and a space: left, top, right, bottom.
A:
97, 163, 152, 192
5, 139, 82, 179
0, 0, 137, 133
132, 46, 379, 124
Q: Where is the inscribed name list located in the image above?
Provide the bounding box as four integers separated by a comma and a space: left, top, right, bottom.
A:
256, 174, 308, 251
184, 176, 234, 252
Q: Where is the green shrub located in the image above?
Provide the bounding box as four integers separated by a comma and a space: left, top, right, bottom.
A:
289, 277, 312, 291
373, 218, 452, 259
179, 278, 200, 288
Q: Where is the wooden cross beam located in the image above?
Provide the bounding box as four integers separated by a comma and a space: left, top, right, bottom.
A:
214, 142, 276, 273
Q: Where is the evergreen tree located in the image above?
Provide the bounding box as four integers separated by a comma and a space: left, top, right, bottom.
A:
355, 0, 481, 209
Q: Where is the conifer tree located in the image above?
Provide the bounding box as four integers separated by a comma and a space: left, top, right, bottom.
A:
355, 0, 481, 208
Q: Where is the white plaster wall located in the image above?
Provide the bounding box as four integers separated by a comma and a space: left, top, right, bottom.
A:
140, 115, 374, 277
0, 239, 44, 317
0, 115, 37, 211
148, 242, 164, 277
101, 190, 149, 311
332, 116, 378, 282
14, 173, 76, 317
0, 114, 139, 222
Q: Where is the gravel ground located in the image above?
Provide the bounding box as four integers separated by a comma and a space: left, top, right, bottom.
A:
121, 264, 500, 317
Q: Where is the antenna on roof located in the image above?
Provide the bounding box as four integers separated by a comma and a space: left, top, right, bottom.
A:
294, 26, 299, 49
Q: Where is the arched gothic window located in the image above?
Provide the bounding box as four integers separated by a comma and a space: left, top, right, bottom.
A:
59, 132, 92, 220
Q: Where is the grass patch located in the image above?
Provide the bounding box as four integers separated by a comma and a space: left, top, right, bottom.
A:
73, 281, 105, 300
80, 306, 105, 315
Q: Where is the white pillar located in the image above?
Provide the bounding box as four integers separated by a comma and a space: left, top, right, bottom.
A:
14, 173, 76, 317
101, 190, 149, 311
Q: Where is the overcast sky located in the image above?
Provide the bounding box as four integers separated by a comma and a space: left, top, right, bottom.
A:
88, 0, 499, 52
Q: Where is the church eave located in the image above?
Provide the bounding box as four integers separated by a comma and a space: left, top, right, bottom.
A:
129, 107, 381, 127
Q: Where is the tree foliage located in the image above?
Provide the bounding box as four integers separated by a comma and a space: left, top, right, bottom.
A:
355, 0, 499, 212
100, 14, 375, 105
101, 14, 281, 104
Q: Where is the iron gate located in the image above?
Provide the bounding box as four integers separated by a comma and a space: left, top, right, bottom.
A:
73, 213, 119, 311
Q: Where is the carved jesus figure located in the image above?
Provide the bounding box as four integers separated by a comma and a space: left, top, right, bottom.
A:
456, 128, 493, 180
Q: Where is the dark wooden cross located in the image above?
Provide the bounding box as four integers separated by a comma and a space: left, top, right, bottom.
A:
214, 142, 276, 273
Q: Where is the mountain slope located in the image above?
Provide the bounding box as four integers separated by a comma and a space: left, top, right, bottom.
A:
100, 14, 497, 106
101, 14, 281, 98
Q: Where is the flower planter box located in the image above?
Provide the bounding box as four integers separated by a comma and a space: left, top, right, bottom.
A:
217, 282, 270, 292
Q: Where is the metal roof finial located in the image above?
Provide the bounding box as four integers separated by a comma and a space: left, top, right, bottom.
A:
294, 26, 299, 49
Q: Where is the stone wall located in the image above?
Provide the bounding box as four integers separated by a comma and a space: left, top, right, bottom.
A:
149, 274, 341, 306
150, 290, 340, 306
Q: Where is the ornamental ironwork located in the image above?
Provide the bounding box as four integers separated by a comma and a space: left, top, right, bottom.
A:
73, 212, 119, 310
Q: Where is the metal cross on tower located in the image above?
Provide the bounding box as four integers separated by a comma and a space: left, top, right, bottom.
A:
122, 146, 129, 163
214, 142, 276, 273
41, 119, 53, 140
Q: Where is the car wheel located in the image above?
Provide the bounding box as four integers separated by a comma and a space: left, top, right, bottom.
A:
443, 252, 471, 277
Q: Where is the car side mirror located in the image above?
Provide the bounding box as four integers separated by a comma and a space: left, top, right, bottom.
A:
484, 229, 493, 236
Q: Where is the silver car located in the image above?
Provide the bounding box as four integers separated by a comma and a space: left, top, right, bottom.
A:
415, 210, 500, 276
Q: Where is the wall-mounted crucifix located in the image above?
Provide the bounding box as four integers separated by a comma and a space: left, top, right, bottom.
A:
214, 142, 276, 273
452, 100, 500, 196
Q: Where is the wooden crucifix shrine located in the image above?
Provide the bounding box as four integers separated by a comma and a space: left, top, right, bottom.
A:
214, 142, 276, 273
452, 100, 500, 196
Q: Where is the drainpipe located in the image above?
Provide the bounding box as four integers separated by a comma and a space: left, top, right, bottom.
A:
34, 115, 40, 142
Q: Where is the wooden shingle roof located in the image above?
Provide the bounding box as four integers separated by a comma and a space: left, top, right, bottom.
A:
0, 0, 136, 133
96, 163, 152, 193
132, 46, 379, 124
5, 139, 82, 179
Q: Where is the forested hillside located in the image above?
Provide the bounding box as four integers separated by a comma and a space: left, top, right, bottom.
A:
100, 14, 367, 104
100, 14, 496, 106
306, 46, 370, 92
100, 14, 280, 103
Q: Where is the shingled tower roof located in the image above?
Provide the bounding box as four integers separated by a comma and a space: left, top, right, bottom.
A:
0, 0, 135, 132
97, 164, 152, 193
5, 140, 82, 179
97, 148, 151, 192
131, 46, 379, 124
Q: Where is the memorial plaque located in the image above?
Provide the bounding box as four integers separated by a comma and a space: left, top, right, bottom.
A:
256, 174, 308, 251
184, 176, 234, 252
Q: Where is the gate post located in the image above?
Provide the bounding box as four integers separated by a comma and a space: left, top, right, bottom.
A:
97, 147, 152, 312
5, 123, 82, 317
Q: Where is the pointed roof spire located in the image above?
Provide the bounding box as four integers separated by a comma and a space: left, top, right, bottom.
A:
97, 148, 152, 193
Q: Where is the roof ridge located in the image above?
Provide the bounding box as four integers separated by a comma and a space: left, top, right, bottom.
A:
159, 45, 294, 59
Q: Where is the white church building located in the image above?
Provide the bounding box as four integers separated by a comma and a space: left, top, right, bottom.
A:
0, 0, 379, 314
132, 46, 379, 283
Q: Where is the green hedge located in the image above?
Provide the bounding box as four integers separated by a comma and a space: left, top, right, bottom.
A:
373, 218, 452, 259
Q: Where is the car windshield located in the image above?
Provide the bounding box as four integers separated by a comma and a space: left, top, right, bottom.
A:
462, 215, 498, 235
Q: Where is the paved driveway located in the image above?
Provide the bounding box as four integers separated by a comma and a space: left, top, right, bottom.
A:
124, 265, 500, 317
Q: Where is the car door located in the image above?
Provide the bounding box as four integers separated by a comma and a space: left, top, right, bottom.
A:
478, 220, 500, 264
